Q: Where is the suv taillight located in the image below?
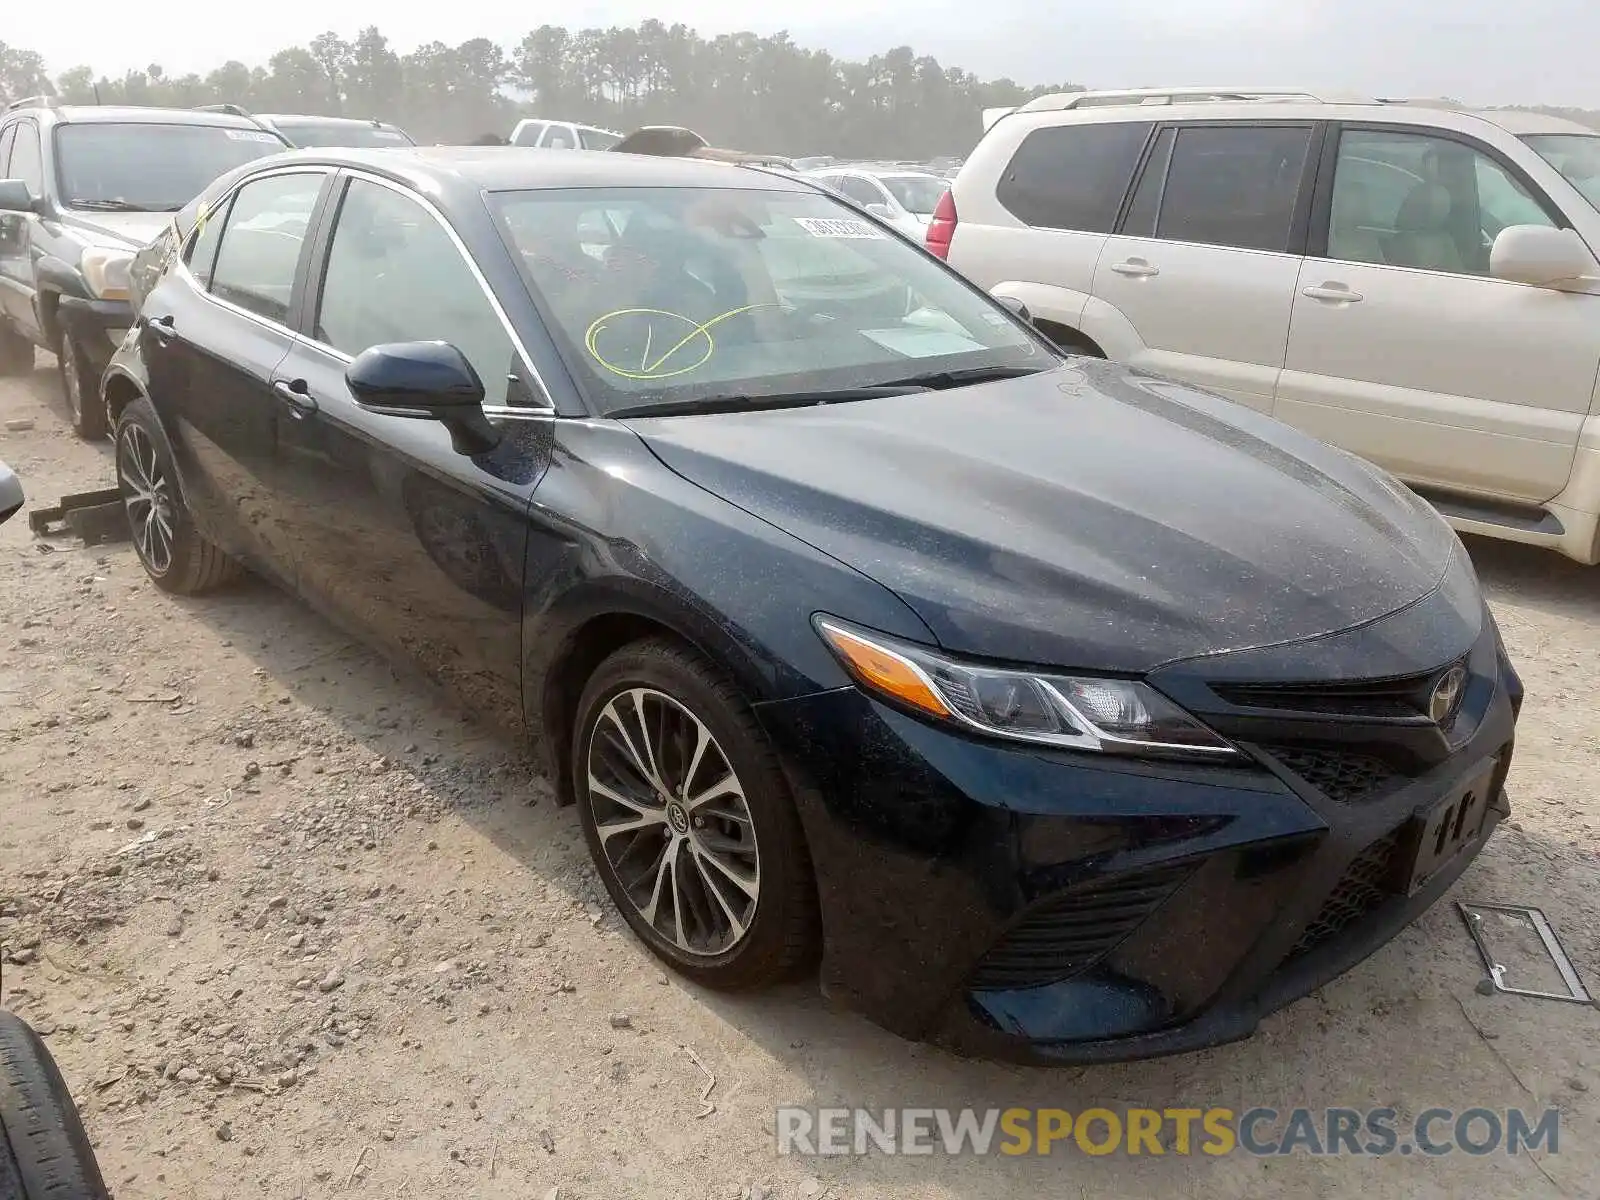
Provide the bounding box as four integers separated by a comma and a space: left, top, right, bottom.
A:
925, 189, 957, 259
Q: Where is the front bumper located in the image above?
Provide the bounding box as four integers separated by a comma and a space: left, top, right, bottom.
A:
56, 296, 134, 373
754, 595, 1519, 1065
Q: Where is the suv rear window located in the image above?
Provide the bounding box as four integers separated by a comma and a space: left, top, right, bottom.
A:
994, 122, 1151, 233
1140, 125, 1313, 253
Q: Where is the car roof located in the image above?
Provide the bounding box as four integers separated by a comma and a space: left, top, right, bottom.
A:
13, 104, 269, 129
257, 113, 401, 129
258, 145, 812, 194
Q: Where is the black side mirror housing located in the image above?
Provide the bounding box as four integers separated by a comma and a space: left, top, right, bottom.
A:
0, 460, 24, 527
993, 294, 1033, 325
0, 179, 38, 215
345, 341, 500, 456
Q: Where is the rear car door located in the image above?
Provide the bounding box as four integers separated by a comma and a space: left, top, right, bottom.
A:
0, 119, 45, 340
1277, 124, 1599, 505
1091, 122, 1318, 413
138, 168, 332, 582
273, 171, 550, 719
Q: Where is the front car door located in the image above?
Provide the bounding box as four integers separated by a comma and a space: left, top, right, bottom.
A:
138, 168, 332, 582
1091, 121, 1319, 413
0, 119, 46, 340
273, 170, 552, 722
1277, 123, 1600, 505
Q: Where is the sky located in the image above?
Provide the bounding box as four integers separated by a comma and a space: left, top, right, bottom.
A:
10, 0, 1600, 109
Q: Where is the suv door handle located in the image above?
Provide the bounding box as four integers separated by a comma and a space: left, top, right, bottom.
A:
1110, 259, 1160, 278
1302, 283, 1364, 303
145, 314, 175, 344
272, 378, 318, 416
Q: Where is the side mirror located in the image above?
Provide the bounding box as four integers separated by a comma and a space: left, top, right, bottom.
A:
1490, 225, 1597, 289
0, 460, 24, 527
992, 294, 1033, 325
0, 179, 37, 215
345, 341, 500, 456
864, 203, 893, 220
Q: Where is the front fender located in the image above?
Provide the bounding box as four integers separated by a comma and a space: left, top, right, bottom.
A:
986, 280, 1092, 331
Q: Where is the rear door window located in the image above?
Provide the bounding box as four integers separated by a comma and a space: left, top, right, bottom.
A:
995, 121, 1151, 233
1147, 125, 1313, 253
207, 172, 326, 324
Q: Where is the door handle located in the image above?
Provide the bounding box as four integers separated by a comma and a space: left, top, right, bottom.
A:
145, 314, 176, 344
1302, 284, 1364, 303
272, 378, 318, 416
1110, 259, 1160, 278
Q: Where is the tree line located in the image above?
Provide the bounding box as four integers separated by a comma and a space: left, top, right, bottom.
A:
0, 27, 1084, 158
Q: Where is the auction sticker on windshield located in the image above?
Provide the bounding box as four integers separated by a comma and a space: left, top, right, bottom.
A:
225, 130, 282, 142
793, 216, 883, 239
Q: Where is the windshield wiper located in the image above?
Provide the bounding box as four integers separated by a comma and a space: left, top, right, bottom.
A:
69, 199, 177, 213
608, 384, 929, 420
871, 364, 1050, 390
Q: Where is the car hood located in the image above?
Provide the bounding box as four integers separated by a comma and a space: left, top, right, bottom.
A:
59, 210, 172, 250
626, 359, 1461, 674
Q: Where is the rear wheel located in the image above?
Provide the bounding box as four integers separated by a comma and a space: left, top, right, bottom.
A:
572, 639, 819, 990
0, 325, 32, 376
0, 1010, 111, 1200
57, 335, 106, 440
114, 396, 242, 594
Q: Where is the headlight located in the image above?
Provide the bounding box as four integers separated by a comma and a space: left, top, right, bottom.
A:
814, 616, 1238, 760
81, 248, 135, 302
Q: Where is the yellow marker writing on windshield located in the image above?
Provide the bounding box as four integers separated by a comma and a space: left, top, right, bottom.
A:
585, 304, 775, 380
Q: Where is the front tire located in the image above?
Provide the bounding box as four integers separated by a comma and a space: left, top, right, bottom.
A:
572, 639, 819, 990
57, 335, 106, 441
0, 1010, 112, 1199
114, 396, 241, 594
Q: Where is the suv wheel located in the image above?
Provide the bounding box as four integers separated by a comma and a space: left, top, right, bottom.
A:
58, 335, 107, 440
115, 396, 242, 593
0, 324, 32, 376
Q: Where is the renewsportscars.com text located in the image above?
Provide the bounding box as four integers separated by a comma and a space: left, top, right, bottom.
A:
775, 1106, 1561, 1158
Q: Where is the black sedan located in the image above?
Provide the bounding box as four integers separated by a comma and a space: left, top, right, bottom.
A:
101, 146, 1521, 1064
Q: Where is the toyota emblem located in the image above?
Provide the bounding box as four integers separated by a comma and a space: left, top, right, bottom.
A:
1429, 665, 1467, 724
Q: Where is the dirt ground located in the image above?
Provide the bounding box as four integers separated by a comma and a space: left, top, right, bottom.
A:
1, 356, 1597, 1200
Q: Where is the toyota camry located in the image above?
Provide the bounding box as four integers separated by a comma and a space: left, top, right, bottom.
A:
101, 146, 1521, 1063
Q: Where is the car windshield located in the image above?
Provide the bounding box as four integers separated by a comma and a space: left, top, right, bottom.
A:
55, 123, 285, 212
1523, 134, 1600, 211
879, 174, 950, 216
494, 185, 1048, 416
274, 121, 414, 148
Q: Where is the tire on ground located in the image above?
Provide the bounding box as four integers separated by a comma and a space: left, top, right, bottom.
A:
0, 1009, 112, 1200
115, 395, 243, 594
58, 336, 107, 441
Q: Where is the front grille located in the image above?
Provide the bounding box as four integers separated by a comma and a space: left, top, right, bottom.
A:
1289, 829, 1405, 959
1262, 745, 1406, 804
968, 863, 1193, 991
1214, 660, 1465, 721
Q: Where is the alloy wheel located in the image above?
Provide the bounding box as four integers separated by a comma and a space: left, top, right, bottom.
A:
585, 687, 761, 956
118, 424, 175, 576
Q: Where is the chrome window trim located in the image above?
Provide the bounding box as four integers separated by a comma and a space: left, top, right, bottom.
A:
174, 166, 331, 341
175, 163, 555, 419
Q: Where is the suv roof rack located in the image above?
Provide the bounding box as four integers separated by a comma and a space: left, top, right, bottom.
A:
197, 102, 255, 119
5, 94, 60, 112
1017, 87, 1377, 113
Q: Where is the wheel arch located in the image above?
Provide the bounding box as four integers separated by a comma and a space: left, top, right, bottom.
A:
102, 366, 145, 427
528, 582, 780, 808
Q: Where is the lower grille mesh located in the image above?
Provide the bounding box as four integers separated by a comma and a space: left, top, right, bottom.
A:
1290, 829, 1405, 958
969, 863, 1193, 991
1264, 745, 1405, 804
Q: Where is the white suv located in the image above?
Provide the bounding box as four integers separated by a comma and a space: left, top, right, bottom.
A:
938, 87, 1600, 564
